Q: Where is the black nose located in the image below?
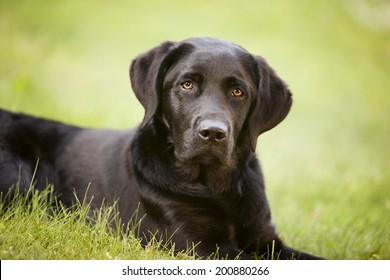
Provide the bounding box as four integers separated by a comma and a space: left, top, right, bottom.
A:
198, 120, 228, 143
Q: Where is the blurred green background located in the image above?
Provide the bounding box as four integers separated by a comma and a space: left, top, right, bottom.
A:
0, 0, 389, 259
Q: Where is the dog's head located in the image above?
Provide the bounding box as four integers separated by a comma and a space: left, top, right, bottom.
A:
130, 37, 292, 167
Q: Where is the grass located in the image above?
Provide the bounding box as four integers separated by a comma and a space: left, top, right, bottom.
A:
1, 0, 390, 259
0, 186, 188, 260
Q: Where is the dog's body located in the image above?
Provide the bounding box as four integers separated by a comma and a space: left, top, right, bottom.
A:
0, 37, 322, 259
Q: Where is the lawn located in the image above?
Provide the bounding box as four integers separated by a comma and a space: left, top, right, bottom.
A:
0, 0, 389, 259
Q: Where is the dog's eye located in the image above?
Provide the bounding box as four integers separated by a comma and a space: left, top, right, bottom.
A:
231, 88, 244, 97
181, 81, 194, 90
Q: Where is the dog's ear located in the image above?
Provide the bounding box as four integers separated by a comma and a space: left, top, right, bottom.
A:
248, 56, 292, 151
130, 41, 194, 128
130, 41, 176, 128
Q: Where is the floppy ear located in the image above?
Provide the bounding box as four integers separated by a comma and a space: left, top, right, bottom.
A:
130, 41, 176, 128
248, 56, 293, 151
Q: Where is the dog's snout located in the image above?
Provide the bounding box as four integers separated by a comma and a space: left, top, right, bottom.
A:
198, 120, 228, 143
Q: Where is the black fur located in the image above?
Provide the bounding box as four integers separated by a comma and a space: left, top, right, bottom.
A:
0, 37, 322, 259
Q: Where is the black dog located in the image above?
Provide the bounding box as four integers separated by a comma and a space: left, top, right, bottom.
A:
0, 37, 322, 259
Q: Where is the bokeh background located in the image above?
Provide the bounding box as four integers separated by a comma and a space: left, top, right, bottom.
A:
1, 0, 389, 259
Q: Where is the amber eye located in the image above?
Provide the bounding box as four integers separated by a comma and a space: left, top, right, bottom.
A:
181, 81, 194, 90
232, 88, 244, 97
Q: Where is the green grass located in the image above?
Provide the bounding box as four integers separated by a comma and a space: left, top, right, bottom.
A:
1, 0, 390, 259
0, 186, 190, 260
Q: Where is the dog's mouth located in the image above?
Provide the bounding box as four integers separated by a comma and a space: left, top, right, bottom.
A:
175, 146, 230, 167
187, 153, 223, 166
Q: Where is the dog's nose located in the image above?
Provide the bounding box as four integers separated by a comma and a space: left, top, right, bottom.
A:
198, 120, 228, 143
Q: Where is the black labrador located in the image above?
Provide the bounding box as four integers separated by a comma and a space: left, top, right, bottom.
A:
0, 37, 322, 259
